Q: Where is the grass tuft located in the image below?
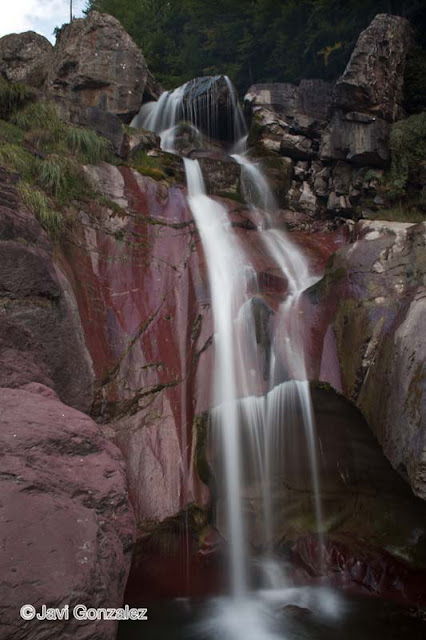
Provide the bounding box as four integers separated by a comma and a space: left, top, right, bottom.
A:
131, 150, 167, 180
36, 155, 83, 200
0, 79, 36, 119
0, 119, 25, 145
366, 204, 424, 223
11, 101, 62, 131
64, 126, 110, 164
0, 143, 34, 176
18, 181, 63, 237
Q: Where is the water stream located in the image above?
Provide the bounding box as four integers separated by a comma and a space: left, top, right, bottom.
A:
131, 76, 329, 634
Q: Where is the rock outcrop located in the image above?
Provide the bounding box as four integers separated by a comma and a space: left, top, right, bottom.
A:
0, 385, 135, 640
0, 31, 53, 88
311, 221, 426, 499
46, 12, 148, 122
0, 169, 136, 639
334, 14, 414, 122
246, 13, 414, 217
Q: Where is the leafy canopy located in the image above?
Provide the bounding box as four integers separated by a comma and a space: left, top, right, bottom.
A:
85, 0, 426, 95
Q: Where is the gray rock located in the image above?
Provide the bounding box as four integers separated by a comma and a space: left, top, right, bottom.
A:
78, 107, 124, 153
46, 12, 148, 122
321, 110, 391, 167
316, 220, 426, 499
0, 31, 53, 87
334, 14, 413, 122
245, 79, 333, 122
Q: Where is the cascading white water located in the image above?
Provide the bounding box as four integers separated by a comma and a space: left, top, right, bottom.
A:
184, 157, 251, 595
131, 75, 246, 151
132, 78, 329, 624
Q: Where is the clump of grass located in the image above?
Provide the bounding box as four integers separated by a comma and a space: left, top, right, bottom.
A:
36, 155, 84, 200
11, 102, 111, 164
0, 119, 24, 145
366, 204, 424, 223
0, 78, 36, 119
0, 143, 34, 176
64, 126, 110, 164
11, 101, 62, 131
131, 149, 167, 180
18, 181, 63, 238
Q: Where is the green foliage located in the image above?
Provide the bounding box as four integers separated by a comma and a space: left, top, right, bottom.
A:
389, 112, 426, 193
11, 101, 110, 163
130, 149, 167, 180
404, 46, 426, 115
0, 78, 35, 119
18, 181, 63, 237
0, 143, 34, 177
368, 205, 424, 223
11, 101, 60, 131
64, 126, 111, 164
0, 119, 24, 145
36, 155, 85, 200
86, 0, 425, 93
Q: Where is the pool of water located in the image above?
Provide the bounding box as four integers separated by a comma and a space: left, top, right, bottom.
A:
118, 588, 426, 640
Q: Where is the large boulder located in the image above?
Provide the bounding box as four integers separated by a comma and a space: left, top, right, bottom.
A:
312, 221, 426, 499
334, 14, 414, 122
0, 384, 135, 640
0, 31, 53, 87
46, 12, 148, 122
320, 14, 414, 168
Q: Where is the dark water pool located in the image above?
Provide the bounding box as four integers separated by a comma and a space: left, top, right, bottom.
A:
118, 589, 426, 640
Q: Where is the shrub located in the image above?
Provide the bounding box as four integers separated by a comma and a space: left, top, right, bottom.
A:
0, 79, 36, 119
404, 46, 426, 115
389, 112, 426, 193
18, 181, 63, 237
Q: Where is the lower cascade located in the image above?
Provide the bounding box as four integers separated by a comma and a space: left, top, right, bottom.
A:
131, 76, 334, 635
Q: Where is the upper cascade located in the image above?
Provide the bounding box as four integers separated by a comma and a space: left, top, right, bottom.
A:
132, 75, 247, 149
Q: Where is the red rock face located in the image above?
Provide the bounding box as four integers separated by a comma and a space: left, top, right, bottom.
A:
0, 385, 135, 640
59, 166, 212, 524
291, 535, 426, 609
0, 168, 136, 638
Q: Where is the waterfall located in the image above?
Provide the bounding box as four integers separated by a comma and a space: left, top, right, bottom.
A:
131, 75, 247, 150
133, 77, 326, 614
184, 157, 252, 595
